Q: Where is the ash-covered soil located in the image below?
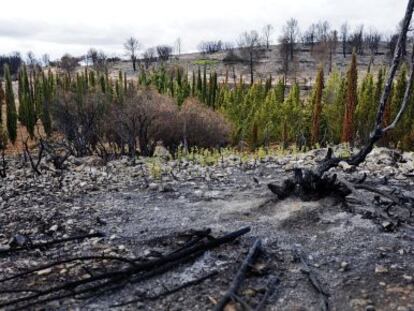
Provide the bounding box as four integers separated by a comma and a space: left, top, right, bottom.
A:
1, 147, 414, 311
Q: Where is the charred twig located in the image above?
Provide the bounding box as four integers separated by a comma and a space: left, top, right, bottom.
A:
293, 248, 329, 311
214, 239, 262, 311
254, 277, 280, 311
0, 232, 105, 256
171, 229, 213, 255
0, 228, 250, 310
0, 255, 138, 283
353, 184, 401, 205
23, 138, 44, 176
112, 271, 218, 307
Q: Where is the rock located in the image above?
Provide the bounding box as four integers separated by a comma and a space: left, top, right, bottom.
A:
340, 261, 349, 271
375, 265, 388, 273
339, 161, 354, 172
9, 234, 28, 247
365, 305, 376, 311
148, 183, 159, 191
160, 183, 175, 193
193, 190, 203, 198
36, 268, 52, 275
49, 224, 59, 232
381, 221, 393, 231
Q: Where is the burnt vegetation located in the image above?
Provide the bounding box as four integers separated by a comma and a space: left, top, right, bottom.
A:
1, 1, 414, 311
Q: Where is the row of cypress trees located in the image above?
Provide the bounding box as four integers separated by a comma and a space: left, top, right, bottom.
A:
1, 51, 414, 151
138, 51, 414, 150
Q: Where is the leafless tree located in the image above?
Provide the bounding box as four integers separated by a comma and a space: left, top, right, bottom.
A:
279, 36, 290, 76
349, 25, 365, 55
282, 18, 300, 60
175, 38, 182, 56
365, 29, 382, 55
124, 37, 141, 72
42, 54, 50, 68
87, 49, 107, 72
365, 29, 382, 68
315, 21, 330, 43
262, 24, 274, 49
156, 45, 173, 62
59, 54, 79, 75
142, 47, 156, 69
238, 30, 261, 84
198, 41, 223, 54
340, 23, 349, 58
26, 51, 38, 71
328, 30, 339, 72
303, 23, 317, 52
86, 48, 98, 67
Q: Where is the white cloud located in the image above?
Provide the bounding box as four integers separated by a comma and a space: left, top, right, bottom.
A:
0, 0, 407, 59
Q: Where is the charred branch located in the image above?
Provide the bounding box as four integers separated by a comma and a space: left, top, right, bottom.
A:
214, 239, 262, 311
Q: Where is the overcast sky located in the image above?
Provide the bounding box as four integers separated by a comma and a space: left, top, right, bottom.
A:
0, 0, 407, 60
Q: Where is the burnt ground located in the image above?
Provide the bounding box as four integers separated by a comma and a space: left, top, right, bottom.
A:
1, 147, 414, 311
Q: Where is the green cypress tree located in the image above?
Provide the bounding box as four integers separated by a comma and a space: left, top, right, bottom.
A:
356, 73, 375, 143
202, 65, 207, 103
191, 71, 196, 97
197, 67, 202, 96
341, 50, 358, 143
0, 80, 4, 124
41, 72, 52, 136
322, 70, 345, 144
311, 66, 324, 146
391, 67, 408, 147
4, 65, 17, 144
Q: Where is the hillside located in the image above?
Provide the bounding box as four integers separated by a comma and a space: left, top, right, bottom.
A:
111, 42, 392, 88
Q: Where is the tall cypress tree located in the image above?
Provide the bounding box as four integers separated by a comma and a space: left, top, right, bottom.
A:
311, 66, 324, 146
202, 65, 207, 103
0, 80, 4, 124
4, 65, 17, 144
341, 50, 358, 143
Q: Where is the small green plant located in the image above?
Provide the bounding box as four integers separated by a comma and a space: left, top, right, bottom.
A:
146, 160, 163, 180
193, 59, 219, 66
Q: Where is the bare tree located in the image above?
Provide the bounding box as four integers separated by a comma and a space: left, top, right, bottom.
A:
365, 28, 382, 68
238, 30, 261, 84
198, 41, 223, 54
175, 38, 182, 56
87, 49, 107, 72
340, 23, 349, 58
303, 23, 317, 52
315, 21, 330, 43
142, 47, 156, 69
59, 54, 79, 75
86, 48, 98, 67
349, 25, 365, 55
124, 37, 141, 72
279, 36, 290, 76
26, 51, 38, 70
156, 45, 173, 62
42, 54, 50, 68
282, 18, 300, 60
328, 30, 339, 72
262, 24, 274, 49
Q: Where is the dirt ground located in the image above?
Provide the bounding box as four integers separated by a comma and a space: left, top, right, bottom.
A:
0, 148, 414, 310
